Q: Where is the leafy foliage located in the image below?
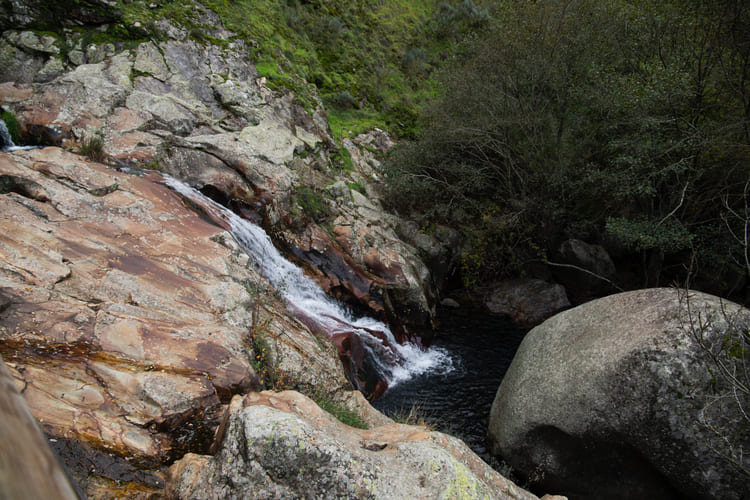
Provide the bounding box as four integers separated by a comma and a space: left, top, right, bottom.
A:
385, 0, 750, 292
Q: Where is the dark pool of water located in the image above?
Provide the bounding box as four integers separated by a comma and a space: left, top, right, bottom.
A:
373, 312, 527, 460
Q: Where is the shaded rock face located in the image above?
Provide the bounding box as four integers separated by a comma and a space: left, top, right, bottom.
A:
0, 12, 441, 332
487, 288, 750, 500
551, 239, 617, 302
483, 279, 570, 327
0, 0, 120, 31
167, 390, 541, 500
0, 148, 349, 496
0, 355, 79, 500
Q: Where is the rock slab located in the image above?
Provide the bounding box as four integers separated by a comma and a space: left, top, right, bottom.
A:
168, 390, 543, 500
0, 147, 349, 496
487, 288, 750, 500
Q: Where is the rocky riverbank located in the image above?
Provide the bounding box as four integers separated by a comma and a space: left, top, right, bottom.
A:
0, 2, 557, 498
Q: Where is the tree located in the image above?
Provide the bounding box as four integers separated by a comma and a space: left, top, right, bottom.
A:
384, 0, 750, 293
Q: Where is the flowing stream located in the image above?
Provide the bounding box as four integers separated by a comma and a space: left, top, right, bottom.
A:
0, 119, 38, 152
162, 176, 456, 389
373, 313, 527, 459
0, 119, 18, 151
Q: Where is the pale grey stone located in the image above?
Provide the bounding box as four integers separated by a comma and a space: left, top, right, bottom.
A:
488, 288, 750, 500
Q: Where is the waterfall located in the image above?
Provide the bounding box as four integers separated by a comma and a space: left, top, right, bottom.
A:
0, 118, 37, 152
162, 176, 455, 390
0, 119, 15, 151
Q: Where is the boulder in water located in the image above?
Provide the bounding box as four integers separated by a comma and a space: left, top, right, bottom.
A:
487, 288, 750, 500
550, 239, 617, 301
483, 279, 570, 327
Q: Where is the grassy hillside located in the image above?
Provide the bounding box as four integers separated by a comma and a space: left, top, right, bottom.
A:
115, 0, 490, 140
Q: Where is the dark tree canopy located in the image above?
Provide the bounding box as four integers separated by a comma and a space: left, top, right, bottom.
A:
385, 0, 750, 296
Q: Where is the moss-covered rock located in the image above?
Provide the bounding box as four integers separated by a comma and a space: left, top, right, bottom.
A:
168, 391, 542, 500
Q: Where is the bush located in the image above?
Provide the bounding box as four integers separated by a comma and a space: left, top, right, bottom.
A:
293, 185, 331, 222
79, 134, 107, 162
384, 0, 750, 291
327, 91, 358, 110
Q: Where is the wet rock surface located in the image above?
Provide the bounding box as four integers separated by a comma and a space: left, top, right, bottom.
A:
0, 147, 348, 496
0, 17, 442, 333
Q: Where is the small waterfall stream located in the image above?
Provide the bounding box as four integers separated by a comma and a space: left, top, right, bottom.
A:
162, 176, 455, 391
0, 118, 38, 152
0, 119, 18, 151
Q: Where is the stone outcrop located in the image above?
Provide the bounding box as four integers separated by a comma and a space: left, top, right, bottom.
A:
0, 9, 441, 331
0, 354, 79, 500
487, 288, 750, 500
550, 239, 617, 302
0, 0, 120, 31
167, 390, 543, 500
483, 279, 570, 327
0, 147, 349, 496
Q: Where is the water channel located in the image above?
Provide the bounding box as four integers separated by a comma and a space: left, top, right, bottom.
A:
374, 312, 527, 460
163, 173, 526, 464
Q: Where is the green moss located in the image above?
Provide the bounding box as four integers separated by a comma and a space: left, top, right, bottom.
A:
1, 111, 21, 144
292, 185, 331, 222
327, 107, 387, 143
442, 456, 486, 500
346, 181, 366, 195
329, 146, 354, 173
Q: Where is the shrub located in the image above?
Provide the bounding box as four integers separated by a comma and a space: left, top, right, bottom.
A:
385, 0, 750, 291
346, 180, 366, 195
79, 134, 106, 162
293, 185, 331, 222
327, 90, 358, 110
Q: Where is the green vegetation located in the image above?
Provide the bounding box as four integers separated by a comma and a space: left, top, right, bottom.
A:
243, 281, 367, 429
0, 111, 21, 144
205, 0, 431, 135
292, 185, 331, 222
346, 181, 366, 196
79, 134, 107, 162
120, 0, 490, 138
309, 391, 368, 429
385, 0, 750, 295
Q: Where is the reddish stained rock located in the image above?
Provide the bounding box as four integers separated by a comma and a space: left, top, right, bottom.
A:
0, 147, 350, 496
0, 81, 34, 102
283, 224, 386, 315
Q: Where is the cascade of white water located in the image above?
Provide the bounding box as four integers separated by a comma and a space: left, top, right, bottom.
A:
0, 119, 16, 151
163, 176, 455, 388
0, 118, 39, 152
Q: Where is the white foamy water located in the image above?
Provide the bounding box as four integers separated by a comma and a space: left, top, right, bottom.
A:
0, 119, 40, 152
163, 176, 455, 388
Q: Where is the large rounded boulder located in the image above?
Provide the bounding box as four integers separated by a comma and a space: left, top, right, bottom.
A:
487, 288, 750, 500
